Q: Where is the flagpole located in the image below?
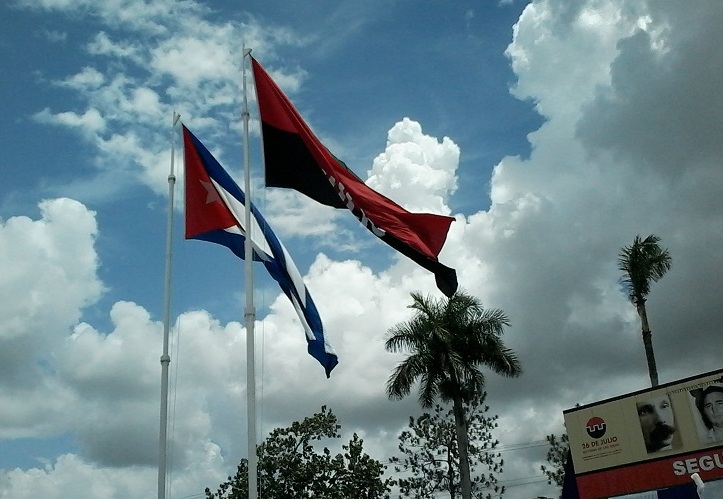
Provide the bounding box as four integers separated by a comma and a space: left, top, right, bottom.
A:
241, 48, 258, 499
158, 111, 181, 499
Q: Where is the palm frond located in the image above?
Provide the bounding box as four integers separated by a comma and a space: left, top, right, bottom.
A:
418, 372, 438, 408
618, 234, 671, 304
386, 290, 520, 405
386, 353, 430, 400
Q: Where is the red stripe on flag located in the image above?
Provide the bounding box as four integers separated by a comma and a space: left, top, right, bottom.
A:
183, 126, 237, 238
251, 57, 453, 261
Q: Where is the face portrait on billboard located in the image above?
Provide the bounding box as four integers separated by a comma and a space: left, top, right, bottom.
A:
693, 385, 723, 444
636, 395, 677, 453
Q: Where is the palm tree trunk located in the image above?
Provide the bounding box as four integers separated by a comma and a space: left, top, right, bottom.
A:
452, 396, 472, 499
447, 442, 456, 499
637, 302, 659, 387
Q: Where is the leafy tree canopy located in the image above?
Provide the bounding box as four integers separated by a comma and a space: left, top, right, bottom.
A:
205, 406, 394, 499
391, 393, 505, 499
540, 433, 569, 488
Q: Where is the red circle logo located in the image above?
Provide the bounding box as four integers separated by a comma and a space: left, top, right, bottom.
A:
586, 416, 606, 438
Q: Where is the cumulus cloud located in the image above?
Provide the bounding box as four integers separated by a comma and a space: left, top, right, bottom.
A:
4, 1, 723, 498
33, 107, 106, 136
0, 200, 246, 488
473, 0, 723, 453
367, 118, 459, 215
0, 198, 102, 342
0, 199, 103, 438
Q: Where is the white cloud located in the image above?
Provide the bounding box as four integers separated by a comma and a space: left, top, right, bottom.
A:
505, 0, 640, 122
59, 67, 105, 90
472, 0, 723, 426
17, 0, 199, 34
87, 32, 142, 62
33, 107, 106, 137
367, 118, 458, 215
0, 198, 103, 342
23, 4, 312, 203
150, 32, 238, 87
5, 1, 723, 497
0, 205, 248, 490
263, 190, 342, 239
0, 453, 155, 498
0, 199, 103, 438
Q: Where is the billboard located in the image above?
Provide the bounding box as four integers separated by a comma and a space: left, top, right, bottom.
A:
564, 368, 723, 498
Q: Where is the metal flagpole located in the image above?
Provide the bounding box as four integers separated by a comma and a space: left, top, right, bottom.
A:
158, 111, 181, 499
241, 48, 258, 499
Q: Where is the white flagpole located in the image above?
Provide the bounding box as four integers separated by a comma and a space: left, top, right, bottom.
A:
158, 111, 181, 499
241, 48, 258, 499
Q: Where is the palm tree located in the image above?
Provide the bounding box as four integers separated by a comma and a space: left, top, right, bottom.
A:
618, 234, 672, 387
385, 291, 521, 499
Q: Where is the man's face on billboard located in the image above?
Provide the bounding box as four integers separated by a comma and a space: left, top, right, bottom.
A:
637, 395, 676, 452
703, 391, 723, 428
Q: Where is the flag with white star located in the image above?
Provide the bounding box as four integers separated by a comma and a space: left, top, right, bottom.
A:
183, 125, 338, 377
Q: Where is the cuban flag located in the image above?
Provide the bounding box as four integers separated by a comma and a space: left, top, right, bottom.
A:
182, 125, 338, 377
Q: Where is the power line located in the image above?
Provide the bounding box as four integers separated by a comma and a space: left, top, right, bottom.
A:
500, 474, 551, 487
496, 439, 550, 452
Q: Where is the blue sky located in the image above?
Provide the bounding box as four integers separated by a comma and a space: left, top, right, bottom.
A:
2, 1, 723, 498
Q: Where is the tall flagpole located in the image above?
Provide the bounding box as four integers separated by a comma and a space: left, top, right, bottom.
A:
241, 48, 258, 499
158, 111, 181, 499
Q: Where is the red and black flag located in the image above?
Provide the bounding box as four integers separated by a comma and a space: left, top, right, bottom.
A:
251, 57, 458, 297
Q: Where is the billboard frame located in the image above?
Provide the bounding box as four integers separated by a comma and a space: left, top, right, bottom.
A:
564, 368, 723, 498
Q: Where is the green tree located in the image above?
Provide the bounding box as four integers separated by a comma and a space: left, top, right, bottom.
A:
385, 291, 522, 499
618, 234, 672, 386
391, 392, 505, 499
205, 406, 393, 499
539, 433, 569, 488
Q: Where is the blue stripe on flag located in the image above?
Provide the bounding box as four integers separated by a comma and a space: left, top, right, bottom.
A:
186, 130, 338, 377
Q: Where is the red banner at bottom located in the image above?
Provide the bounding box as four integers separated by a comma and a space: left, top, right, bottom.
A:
576, 446, 723, 498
